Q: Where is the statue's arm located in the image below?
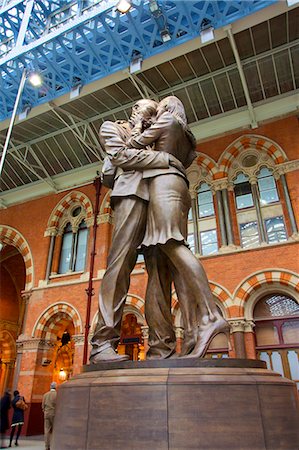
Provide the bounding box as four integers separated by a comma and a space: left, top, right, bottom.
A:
100, 121, 169, 170
127, 114, 169, 149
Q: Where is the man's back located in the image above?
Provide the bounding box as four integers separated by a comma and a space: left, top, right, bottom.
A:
42, 390, 56, 417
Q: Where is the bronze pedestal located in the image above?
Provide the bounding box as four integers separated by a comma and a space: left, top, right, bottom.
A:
52, 359, 299, 450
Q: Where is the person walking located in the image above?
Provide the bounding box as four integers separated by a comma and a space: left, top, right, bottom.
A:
42, 382, 57, 450
9, 390, 27, 447
0, 389, 11, 449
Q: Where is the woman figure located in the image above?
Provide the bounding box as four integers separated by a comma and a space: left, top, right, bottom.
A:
9, 391, 26, 447
0, 389, 11, 449
128, 96, 229, 358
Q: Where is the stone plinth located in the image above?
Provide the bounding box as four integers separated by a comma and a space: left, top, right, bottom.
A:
52, 359, 299, 450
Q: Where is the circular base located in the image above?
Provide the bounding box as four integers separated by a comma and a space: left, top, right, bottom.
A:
52, 359, 299, 450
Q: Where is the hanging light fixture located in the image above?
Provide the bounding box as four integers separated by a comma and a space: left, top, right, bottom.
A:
200, 18, 214, 44
116, 0, 132, 13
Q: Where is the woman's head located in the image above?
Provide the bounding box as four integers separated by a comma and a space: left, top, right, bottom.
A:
157, 96, 187, 128
13, 390, 19, 397
130, 99, 158, 127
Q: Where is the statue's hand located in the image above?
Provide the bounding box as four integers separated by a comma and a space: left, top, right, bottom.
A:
169, 154, 186, 175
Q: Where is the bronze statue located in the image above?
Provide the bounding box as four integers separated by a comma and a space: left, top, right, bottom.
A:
90, 96, 229, 363
90, 100, 184, 363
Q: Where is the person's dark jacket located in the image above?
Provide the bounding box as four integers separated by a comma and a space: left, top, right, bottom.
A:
0, 391, 11, 432
11, 395, 26, 425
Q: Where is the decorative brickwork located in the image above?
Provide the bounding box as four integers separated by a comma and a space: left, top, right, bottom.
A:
46, 191, 94, 233
0, 330, 16, 361
33, 303, 82, 341
0, 226, 33, 290
234, 269, 299, 313
218, 135, 288, 178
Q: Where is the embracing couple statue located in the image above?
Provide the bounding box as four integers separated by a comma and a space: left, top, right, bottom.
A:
90, 96, 229, 363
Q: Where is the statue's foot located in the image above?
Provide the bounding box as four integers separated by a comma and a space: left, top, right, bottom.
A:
184, 318, 230, 359
90, 347, 129, 364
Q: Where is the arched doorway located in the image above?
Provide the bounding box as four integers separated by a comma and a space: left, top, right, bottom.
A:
205, 305, 230, 359
0, 244, 26, 394
254, 294, 299, 389
118, 314, 143, 361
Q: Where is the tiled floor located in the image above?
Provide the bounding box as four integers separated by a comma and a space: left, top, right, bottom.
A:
1, 436, 44, 450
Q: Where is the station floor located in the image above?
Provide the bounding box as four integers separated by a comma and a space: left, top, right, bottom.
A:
1, 435, 44, 449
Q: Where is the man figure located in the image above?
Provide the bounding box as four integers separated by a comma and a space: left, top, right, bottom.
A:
90, 100, 183, 363
42, 382, 57, 450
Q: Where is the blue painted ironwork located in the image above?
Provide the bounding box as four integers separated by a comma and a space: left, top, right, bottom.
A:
0, 0, 277, 121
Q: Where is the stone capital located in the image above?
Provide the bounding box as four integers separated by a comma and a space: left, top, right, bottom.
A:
228, 319, 246, 333
72, 334, 85, 345
141, 326, 149, 340
97, 213, 113, 224
21, 290, 32, 303
175, 327, 184, 339
244, 320, 255, 333
16, 336, 56, 351
44, 227, 58, 237
211, 179, 229, 192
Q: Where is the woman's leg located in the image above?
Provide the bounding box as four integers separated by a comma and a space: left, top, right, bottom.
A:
15, 425, 22, 444
161, 241, 229, 357
9, 426, 15, 446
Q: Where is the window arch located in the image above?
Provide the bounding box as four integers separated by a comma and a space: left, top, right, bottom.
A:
254, 294, 299, 389
45, 192, 93, 278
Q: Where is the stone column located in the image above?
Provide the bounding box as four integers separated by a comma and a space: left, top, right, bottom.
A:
51, 232, 63, 274
215, 188, 227, 247
175, 327, 184, 355
228, 319, 247, 358
72, 334, 85, 375
44, 232, 56, 281
250, 176, 267, 244
244, 320, 256, 360
279, 173, 298, 236
141, 326, 149, 358
222, 188, 234, 246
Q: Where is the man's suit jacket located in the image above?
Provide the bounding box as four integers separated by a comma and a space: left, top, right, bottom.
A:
100, 121, 170, 203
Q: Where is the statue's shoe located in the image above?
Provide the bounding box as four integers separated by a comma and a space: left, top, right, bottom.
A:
184, 318, 230, 359
90, 347, 129, 364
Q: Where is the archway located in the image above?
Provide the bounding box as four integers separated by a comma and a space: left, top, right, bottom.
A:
0, 243, 26, 393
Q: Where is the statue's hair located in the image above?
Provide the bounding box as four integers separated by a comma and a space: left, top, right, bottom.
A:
161, 96, 196, 150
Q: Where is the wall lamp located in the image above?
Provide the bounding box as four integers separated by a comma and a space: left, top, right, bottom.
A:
200, 18, 214, 44
116, 0, 132, 13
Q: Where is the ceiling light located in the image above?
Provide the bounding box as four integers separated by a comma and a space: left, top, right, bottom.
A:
200, 18, 214, 44
70, 83, 82, 99
161, 29, 171, 43
116, 0, 131, 13
28, 72, 43, 87
129, 52, 142, 74
149, 0, 159, 13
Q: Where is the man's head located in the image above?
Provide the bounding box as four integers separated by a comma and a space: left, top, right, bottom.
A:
50, 382, 57, 390
130, 99, 158, 127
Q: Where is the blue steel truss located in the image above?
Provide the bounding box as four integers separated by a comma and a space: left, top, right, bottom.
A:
0, 0, 277, 121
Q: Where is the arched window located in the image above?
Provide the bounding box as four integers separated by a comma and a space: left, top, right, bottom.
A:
254, 294, 299, 389
58, 220, 88, 274
234, 173, 254, 210
205, 305, 229, 359
233, 167, 287, 248
187, 182, 218, 256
